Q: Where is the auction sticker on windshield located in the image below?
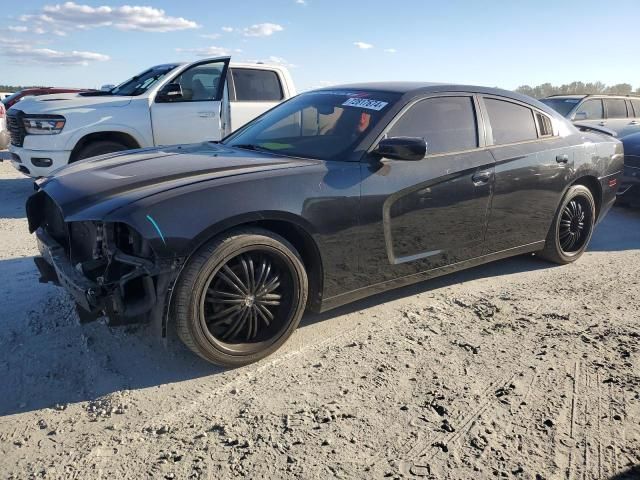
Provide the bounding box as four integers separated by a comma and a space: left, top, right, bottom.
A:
342, 97, 389, 111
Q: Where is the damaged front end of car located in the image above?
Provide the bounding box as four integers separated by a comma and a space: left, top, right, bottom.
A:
27, 190, 181, 333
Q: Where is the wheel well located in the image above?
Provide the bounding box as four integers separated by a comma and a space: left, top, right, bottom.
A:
571, 176, 602, 219
70, 131, 140, 162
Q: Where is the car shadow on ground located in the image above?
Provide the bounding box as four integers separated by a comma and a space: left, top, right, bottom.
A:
588, 205, 640, 252
608, 465, 640, 479
0, 175, 33, 219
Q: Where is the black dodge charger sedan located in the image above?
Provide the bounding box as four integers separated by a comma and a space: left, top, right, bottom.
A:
27, 83, 623, 366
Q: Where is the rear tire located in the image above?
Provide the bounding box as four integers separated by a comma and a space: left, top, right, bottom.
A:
74, 140, 129, 162
537, 185, 596, 265
172, 228, 308, 367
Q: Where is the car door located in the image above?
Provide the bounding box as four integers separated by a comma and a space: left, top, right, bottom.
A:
228, 67, 285, 131
150, 58, 230, 145
482, 96, 573, 253
602, 98, 631, 136
359, 94, 494, 284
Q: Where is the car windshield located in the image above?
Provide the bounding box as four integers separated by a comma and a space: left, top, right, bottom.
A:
110, 65, 179, 96
540, 98, 581, 117
223, 90, 401, 161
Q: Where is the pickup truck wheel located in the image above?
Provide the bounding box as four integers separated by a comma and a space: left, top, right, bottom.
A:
173, 228, 308, 367
537, 185, 595, 265
74, 141, 128, 162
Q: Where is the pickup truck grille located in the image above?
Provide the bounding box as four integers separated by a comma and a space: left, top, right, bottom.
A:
6, 109, 26, 147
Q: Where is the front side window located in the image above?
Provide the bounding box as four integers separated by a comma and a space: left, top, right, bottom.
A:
575, 99, 604, 120
605, 98, 628, 119
110, 65, 178, 96
232, 68, 283, 102
484, 98, 537, 145
170, 61, 226, 102
224, 90, 401, 161
387, 96, 478, 154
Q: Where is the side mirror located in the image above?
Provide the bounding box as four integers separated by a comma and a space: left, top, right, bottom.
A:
573, 112, 587, 121
156, 83, 183, 103
374, 137, 427, 161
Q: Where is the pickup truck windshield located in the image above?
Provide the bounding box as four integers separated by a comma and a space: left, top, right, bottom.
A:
224, 90, 401, 161
110, 65, 179, 96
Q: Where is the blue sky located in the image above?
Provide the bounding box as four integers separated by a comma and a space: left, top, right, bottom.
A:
1, 0, 639, 91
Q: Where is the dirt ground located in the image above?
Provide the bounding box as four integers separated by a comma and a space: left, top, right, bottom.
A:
0, 160, 638, 480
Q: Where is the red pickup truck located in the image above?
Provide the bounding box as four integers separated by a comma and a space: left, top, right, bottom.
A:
3, 87, 91, 109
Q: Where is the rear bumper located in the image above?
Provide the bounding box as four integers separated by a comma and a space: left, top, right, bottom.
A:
7, 146, 71, 177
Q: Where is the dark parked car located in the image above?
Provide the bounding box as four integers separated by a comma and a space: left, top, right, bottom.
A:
618, 132, 640, 206
27, 83, 623, 366
3, 87, 90, 110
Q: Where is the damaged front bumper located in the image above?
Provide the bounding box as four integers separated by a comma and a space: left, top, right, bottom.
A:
34, 226, 179, 327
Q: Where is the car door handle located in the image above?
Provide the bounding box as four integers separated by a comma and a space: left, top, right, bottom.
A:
630, 120, 639, 125
471, 170, 492, 185
598, 121, 607, 126
556, 154, 569, 164
198, 111, 215, 118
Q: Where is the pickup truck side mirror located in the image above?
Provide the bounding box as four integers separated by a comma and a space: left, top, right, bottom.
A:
156, 83, 183, 103
373, 137, 427, 161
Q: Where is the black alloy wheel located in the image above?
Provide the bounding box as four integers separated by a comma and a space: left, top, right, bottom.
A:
558, 196, 592, 254
173, 228, 308, 367
538, 185, 596, 265
201, 249, 295, 353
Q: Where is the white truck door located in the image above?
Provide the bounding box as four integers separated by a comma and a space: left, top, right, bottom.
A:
151, 58, 230, 145
228, 67, 286, 131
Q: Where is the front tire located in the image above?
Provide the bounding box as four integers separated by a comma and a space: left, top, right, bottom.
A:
537, 185, 596, 264
74, 140, 129, 162
172, 228, 308, 367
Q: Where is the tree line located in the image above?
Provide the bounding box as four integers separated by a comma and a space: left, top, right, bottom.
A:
516, 82, 639, 99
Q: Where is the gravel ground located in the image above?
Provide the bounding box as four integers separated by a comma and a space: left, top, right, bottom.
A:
0, 160, 638, 480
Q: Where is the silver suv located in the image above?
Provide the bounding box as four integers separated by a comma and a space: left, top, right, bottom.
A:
540, 94, 640, 138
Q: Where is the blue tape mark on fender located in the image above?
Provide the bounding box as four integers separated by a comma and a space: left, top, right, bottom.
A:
146, 214, 166, 246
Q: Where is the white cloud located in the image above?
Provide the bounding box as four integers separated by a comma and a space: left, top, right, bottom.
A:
242, 23, 283, 37
295, 0, 307, 4
175, 46, 242, 57
1, 44, 110, 66
8, 26, 28, 32
383, 48, 397, 53
354, 41, 373, 50
200, 33, 221, 40
221, 26, 234, 32
21, 2, 199, 33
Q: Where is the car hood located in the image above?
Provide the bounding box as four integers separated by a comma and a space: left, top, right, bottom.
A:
36, 143, 319, 220
13, 92, 132, 114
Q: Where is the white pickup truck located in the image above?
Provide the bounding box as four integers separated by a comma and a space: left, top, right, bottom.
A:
2, 57, 296, 177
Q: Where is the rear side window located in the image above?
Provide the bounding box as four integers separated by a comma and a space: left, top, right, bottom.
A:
232, 68, 283, 102
575, 99, 603, 120
387, 96, 478, 155
630, 99, 640, 117
536, 112, 553, 137
605, 98, 628, 118
484, 98, 537, 145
